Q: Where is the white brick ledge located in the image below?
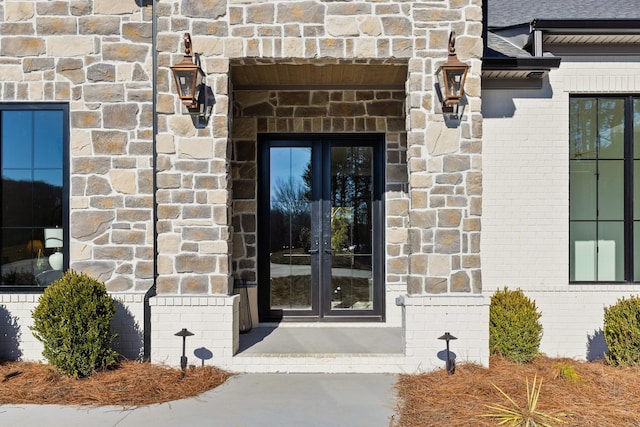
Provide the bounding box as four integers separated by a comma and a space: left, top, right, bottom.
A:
0, 293, 41, 303
149, 294, 236, 307
398, 294, 489, 306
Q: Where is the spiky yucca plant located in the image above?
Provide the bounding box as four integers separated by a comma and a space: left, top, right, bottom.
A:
480, 376, 568, 427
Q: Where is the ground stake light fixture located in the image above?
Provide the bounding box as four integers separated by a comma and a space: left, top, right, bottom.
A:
438, 332, 457, 375
175, 328, 194, 374
436, 32, 469, 119
170, 33, 213, 125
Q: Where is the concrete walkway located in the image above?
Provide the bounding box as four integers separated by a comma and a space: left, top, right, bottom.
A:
1, 373, 398, 427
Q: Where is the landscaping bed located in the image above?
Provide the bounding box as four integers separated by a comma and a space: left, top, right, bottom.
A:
0, 359, 232, 407
395, 355, 640, 426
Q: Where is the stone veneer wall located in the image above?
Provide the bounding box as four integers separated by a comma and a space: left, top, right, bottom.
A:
0, 0, 485, 368
0, 1, 155, 292
154, 0, 483, 298
0, 0, 483, 298
0, 0, 154, 360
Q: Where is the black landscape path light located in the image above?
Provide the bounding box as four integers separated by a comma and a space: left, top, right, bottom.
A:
438, 332, 457, 375
175, 328, 194, 374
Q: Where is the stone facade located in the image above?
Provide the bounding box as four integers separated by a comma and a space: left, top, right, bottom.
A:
1, 0, 155, 293
0, 0, 487, 371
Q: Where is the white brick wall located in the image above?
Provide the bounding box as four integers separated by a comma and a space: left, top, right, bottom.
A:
0, 294, 43, 361
111, 294, 145, 360
482, 57, 640, 360
0, 293, 146, 362
149, 294, 239, 367
400, 294, 489, 371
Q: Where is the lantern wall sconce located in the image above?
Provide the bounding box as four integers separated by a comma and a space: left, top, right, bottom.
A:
170, 33, 215, 128
435, 32, 470, 124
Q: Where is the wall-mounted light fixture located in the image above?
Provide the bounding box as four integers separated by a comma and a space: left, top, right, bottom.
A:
435, 32, 469, 122
170, 33, 214, 126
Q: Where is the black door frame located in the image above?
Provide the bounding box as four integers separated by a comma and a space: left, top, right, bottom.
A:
257, 133, 385, 322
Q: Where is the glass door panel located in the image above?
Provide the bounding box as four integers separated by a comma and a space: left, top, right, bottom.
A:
268, 146, 313, 310
329, 146, 374, 311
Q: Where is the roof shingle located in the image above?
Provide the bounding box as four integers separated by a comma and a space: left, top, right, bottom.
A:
488, 0, 640, 28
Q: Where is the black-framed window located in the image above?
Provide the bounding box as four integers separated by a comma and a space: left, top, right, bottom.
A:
0, 104, 69, 288
569, 96, 640, 282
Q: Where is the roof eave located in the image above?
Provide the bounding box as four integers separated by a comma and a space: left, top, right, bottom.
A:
482, 56, 562, 72
532, 19, 640, 34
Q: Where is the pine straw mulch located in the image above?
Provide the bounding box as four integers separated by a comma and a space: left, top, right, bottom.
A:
395, 355, 640, 427
0, 359, 232, 408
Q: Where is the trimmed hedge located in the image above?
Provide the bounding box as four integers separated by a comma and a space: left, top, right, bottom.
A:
31, 270, 118, 377
603, 296, 640, 367
489, 287, 543, 364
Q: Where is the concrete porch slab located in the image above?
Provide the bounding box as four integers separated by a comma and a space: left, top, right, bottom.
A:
237, 326, 404, 355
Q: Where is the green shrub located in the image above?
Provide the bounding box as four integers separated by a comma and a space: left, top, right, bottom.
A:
603, 296, 640, 367
553, 362, 582, 382
31, 270, 118, 378
489, 287, 543, 364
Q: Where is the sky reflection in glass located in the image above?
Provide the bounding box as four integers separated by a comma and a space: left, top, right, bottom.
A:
2, 110, 63, 187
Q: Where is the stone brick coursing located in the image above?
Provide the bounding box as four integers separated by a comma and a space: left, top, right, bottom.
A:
161, 0, 480, 296
1, 0, 482, 296
0, 2, 154, 292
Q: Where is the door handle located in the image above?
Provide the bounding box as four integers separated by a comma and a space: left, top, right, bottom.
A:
324, 249, 333, 254
308, 239, 319, 254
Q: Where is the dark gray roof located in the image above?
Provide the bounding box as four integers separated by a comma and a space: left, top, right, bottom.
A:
486, 32, 529, 58
488, 0, 640, 28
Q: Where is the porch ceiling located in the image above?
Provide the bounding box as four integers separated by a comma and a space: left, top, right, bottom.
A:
231, 63, 408, 90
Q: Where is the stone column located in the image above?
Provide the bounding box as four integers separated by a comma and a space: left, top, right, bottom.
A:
405, 2, 483, 296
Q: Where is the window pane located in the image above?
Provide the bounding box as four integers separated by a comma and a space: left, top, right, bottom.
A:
634, 99, 640, 159
634, 161, 640, 221
2, 169, 33, 227
598, 99, 625, 159
1, 228, 38, 286
33, 169, 63, 227
570, 221, 597, 281
570, 98, 597, 159
34, 111, 63, 169
569, 160, 597, 220
1, 111, 33, 169
598, 222, 624, 281
635, 222, 640, 282
598, 160, 624, 220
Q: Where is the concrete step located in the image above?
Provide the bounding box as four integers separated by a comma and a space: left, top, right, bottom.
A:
227, 326, 406, 373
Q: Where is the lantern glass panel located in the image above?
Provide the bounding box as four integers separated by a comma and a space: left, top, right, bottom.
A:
444, 67, 467, 100
173, 66, 204, 102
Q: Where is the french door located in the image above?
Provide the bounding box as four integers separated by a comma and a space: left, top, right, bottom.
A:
258, 134, 384, 321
